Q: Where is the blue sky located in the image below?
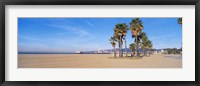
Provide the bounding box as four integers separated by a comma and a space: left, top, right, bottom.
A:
18, 18, 182, 52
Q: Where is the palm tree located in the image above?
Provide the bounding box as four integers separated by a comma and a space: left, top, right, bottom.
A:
149, 42, 153, 56
109, 36, 117, 57
177, 18, 182, 54
113, 33, 121, 57
129, 43, 135, 57
114, 24, 125, 57
178, 18, 182, 25
138, 40, 142, 55
130, 18, 144, 57
121, 23, 129, 57
140, 32, 148, 56
146, 40, 153, 56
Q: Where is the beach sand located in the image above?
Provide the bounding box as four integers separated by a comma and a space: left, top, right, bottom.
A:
18, 54, 182, 68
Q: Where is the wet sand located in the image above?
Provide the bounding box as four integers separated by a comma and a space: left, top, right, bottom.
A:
18, 54, 182, 68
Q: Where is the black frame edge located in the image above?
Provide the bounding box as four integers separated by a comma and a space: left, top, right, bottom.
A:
1, 81, 198, 86
0, 0, 199, 86
0, 0, 5, 85
195, 1, 200, 86
2, 0, 200, 5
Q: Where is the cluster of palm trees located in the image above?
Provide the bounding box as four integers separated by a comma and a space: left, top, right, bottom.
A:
177, 18, 182, 25
109, 18, 153, 58
177, 18, 182, 53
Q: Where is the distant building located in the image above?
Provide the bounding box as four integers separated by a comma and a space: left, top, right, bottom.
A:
94, 48, 112, 54
98, 50, 103, 53
161, 49, 168, 54
76, 51, 81, 54
153, 49, 168, 54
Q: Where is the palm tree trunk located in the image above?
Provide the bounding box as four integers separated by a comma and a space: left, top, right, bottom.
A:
136, 35, 139, 57
130, 49, 133, 57
149, 49, 151, 56
145, 48, 147, 56
125, 36, 127, 57
114, 46, 116, 57
119, 36, 123, 57
118, 43, 120, 57
119, 45, 122, 57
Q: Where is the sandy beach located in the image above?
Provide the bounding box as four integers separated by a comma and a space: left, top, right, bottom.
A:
18, 54, 182, 68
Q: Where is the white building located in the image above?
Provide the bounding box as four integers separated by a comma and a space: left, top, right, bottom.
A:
153, 49, 167, 54
76, 51, 81, 54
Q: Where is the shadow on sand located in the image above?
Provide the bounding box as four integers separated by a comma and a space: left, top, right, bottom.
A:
107, 56, 143, 60
164, 55, 182, 60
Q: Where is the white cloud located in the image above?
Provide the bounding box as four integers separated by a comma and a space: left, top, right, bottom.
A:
84, 20, 95, 27
48, 24, 94, 39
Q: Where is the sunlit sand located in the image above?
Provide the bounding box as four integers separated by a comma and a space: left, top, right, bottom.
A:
18, 54, 182, 68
